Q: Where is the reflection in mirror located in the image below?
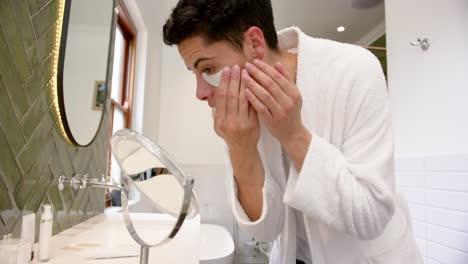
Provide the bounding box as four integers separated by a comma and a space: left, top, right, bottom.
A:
129, 169, 184, 216
111, 129, 199, 251
58, 0, 116, 146
123, 178, 185, 246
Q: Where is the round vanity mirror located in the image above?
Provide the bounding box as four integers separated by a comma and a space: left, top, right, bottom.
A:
111, 129, 199, 264
58, 0, 116, 146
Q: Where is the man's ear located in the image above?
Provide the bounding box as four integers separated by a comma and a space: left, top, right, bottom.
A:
243, 26, 266, 60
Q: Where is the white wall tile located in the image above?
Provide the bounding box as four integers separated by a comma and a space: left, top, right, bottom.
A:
395, 155, 468, 172
425, 172, 468, 192
412, 221, 427, 239
427, 242, 468, 264
428, 224, 468, 253
415, 237, 427, 256
396, 154, 468, 262
400, 187, 426, 204
426, 190, 468, 212
425, 257, 442, 264
423, 154, 468, 172
408, 204, 426, 222
426, 208, 468, 233
396, 172, 425, 188
395, 157, 425, 171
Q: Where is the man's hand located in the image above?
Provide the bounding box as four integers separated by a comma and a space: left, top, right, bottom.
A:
243, 59, 308, 146
214, 65, 260, 154
214, 65, 264, 221
243, 59, 312, 171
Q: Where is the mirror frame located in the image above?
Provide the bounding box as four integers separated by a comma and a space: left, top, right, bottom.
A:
56, 0, 118, 146
111, 129, 199, 248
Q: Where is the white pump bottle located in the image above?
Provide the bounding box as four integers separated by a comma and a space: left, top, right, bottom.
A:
38, 205, 53, 262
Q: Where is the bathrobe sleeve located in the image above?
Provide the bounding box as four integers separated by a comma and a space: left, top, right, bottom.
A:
224, 145, 285, 242
283, 49, 396, 240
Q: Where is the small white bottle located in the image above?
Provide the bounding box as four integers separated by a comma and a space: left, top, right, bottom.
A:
38, 205, 53, 262
21, 212, 35, 261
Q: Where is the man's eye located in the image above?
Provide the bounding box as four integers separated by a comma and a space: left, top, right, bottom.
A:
203, 67, 213, 74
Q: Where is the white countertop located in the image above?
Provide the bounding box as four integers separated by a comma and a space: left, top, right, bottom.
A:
33, 212, 200, 264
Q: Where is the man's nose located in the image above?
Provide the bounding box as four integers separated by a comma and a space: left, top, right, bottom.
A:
196, 76, 213, 101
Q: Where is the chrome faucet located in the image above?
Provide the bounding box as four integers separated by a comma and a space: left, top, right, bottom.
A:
58, 174, 121, 191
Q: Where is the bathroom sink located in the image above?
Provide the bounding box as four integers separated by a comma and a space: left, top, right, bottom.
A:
64, 223, 235, 264
44, 212, 200, 264
38, 212, 235, 264
200, 224, 235, 264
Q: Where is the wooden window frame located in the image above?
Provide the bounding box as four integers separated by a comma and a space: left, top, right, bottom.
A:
106, 0, 137, 190
112, 0, 137, 127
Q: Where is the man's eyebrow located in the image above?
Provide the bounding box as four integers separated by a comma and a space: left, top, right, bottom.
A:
194, 57, 213, 69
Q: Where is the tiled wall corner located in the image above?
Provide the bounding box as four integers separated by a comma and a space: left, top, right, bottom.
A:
396, 154, 468, 264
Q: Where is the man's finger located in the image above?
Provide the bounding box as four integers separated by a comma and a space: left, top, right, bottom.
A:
274, 62, 292, 81
245, 62, 288, 105
227, 65, 240, 119
239, 69, 249, 120
215, 66, 231, 120
242, 70, 282, 116
245, 87, 273, 123
248, 104, 258, 123
253, 59, 295, 95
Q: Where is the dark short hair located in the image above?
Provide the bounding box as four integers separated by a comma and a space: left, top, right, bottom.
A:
163, 0, 279, 51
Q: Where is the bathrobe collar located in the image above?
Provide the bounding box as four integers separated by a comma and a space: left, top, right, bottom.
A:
276, 27, 319, 133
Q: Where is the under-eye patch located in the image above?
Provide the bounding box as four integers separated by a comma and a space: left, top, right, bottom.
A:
202, 69, 223, 87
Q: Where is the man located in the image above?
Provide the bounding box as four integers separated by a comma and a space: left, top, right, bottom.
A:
163, 0, 422, 263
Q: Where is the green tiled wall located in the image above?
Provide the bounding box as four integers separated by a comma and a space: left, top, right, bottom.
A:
369, 34, 387, 78
0, 0, 108, 239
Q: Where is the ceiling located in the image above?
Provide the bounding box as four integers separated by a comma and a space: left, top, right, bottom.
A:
271, 0, 385, 44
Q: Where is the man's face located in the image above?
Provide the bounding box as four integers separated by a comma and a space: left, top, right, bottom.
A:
179, 35, 252, 108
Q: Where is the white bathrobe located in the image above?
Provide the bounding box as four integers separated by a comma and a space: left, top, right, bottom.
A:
224, 27, 423, 264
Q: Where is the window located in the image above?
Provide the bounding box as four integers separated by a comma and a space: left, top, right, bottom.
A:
107, 0, 137, 201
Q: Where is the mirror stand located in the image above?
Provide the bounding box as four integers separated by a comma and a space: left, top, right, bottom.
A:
140, 246, 149, 264
59, 129, 198, 263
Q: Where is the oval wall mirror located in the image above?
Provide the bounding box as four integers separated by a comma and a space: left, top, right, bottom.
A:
57, 0, 117, 146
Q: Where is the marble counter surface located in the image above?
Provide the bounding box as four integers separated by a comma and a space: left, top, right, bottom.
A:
32, 212, 200, 264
